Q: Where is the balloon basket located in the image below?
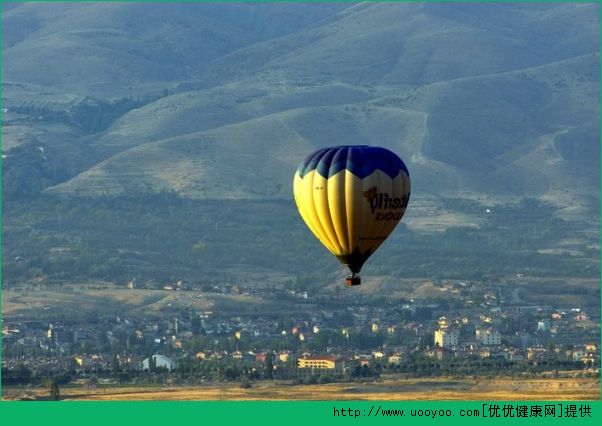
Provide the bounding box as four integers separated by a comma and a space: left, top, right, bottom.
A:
345, 274, 361, 286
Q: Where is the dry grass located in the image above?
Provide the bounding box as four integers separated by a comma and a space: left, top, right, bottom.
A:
3, 377, 599, 401
1, 287, 217, 318
2, 287, 316, 320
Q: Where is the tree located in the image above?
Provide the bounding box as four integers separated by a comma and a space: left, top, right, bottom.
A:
44, 378, 60, 400
239, 377, 252, 389
191, 317, 202, 336
112, 354, 121, 374
264, 352, 274, 380
15, 364, 32, 384
118, 371, 131, 384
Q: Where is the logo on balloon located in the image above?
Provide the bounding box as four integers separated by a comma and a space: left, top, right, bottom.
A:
362, 186, 409, 219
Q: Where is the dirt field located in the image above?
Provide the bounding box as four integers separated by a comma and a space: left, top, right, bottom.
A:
3, 377, 599, 401
2, 287, 314, 320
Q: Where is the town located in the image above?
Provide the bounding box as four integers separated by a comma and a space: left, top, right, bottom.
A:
2, 276, 599, 394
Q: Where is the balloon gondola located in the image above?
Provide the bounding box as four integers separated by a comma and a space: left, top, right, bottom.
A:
293, 145, 410, 286
346, 273, 361, 287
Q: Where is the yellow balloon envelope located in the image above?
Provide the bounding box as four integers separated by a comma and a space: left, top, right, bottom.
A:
293, 145, 410, 285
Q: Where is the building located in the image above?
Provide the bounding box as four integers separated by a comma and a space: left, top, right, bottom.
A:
507, 351, 524, 362
298, 355, 343, 371
142, 355, 176, 372
537, 319, 551, 332
388, 354, 402, 365
434, 328, 458, 348
356, 356, 371, 367
426, 346, 446, 360
527, 347, 545, 360
476, 328, 501, 346
572, 349, 586, 362
277, 351, 290, 363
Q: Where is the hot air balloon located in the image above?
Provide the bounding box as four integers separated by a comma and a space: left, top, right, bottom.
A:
293, 145, 410, 286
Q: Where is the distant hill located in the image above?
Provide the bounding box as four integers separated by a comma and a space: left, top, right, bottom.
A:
2, 2, 348, 96
2, 2, 600, 219
194, 2, 599, 87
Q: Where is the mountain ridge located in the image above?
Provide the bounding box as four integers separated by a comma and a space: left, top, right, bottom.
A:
2, 2, 599, 221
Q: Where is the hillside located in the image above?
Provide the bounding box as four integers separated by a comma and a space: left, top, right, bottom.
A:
1, 3, 599, 287
45, 51, 599, 215
3, 2, 599, 217
2, 2, 348, 97
192, 3, 600, 87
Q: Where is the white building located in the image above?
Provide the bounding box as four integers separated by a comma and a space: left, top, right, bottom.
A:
476, 328, 501, 346
142, 355, 176, 372
434, 328, 459, 348
537, 319, 550, 332
572, 349, 586, 362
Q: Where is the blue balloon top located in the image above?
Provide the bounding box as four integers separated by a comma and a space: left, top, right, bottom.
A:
296, 145, 409, 179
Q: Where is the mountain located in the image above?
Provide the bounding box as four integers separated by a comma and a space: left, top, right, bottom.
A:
2, 2, 600, 289
2, 2, 600, 218
2, 2, 348, 96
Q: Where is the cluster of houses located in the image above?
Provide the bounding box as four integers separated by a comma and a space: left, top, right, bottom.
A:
2, 280, 600, 379
431, 315, 598, 364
